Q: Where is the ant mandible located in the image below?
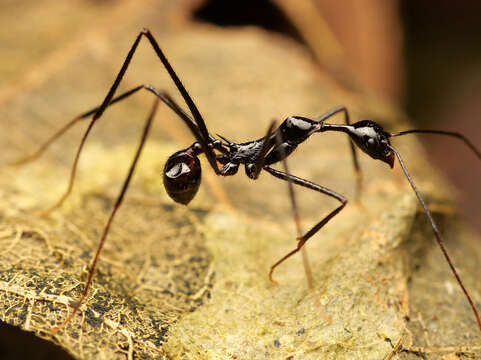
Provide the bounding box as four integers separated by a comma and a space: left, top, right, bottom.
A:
12, 29, 481, 333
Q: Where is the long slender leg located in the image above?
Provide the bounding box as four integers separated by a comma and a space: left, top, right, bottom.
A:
263, 166, 347, 282
268, 121, 314, 289
388, 144, 481, 332
92, 29, 219, 173
315, 105, 360, 176
7, 86, 146, 167
44, 30, 221, 207
52, 98, 160, 332
16, 84, 214, 212
31, 30, 219, 212
272, 130, 331, 322
279, 149, 315, 290
315, 105, 363, 199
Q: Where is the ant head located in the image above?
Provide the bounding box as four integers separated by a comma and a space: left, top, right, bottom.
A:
163, 147, 202, 205
348, 120, 394, 168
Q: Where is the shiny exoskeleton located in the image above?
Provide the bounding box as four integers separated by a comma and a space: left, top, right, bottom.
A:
163, 115, 396, 205
22, 29, 480, 332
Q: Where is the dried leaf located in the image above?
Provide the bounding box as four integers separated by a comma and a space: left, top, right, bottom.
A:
1, 1, 480, 359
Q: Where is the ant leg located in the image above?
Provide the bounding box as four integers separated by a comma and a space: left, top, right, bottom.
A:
315, 105, 362, 198
9, 83, 218, 168
8, 85, 146, 167
315, 105, 360, 176
263, 166, 347, 282
93, 29, 219, 173
266, 121, 315, 289
15, 84, 214, 212
280, 151, 315, 290
24, 30, 218, 212
388, 144, 481, 332
52, 98, 160, 333
274, 146, 331, 322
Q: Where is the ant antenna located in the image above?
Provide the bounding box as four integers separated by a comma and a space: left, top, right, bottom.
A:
391, 129, 481, 159
388, 144, 481, 331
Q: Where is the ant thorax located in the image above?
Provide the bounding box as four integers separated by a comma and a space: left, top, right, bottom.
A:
280, 116, 319, 144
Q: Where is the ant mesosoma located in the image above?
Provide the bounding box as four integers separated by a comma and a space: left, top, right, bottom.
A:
12, 29, 481, 332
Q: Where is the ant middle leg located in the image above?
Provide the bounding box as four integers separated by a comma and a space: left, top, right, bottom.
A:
8, 85, 201, 167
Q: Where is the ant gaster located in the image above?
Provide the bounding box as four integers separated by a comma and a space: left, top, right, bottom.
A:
11, 29, 481, 333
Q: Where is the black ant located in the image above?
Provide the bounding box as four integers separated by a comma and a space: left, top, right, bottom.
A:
11, 29, 481, 333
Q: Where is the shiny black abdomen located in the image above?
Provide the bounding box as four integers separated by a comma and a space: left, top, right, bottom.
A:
163, 150, 202, 205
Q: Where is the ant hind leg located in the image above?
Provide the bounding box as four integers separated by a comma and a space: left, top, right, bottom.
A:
52, 98, 161, 333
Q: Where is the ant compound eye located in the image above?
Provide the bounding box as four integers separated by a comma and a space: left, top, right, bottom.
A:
163, 150, 202, 205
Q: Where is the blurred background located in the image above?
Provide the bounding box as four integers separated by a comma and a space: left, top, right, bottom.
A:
192, 0, 481, 233
1, 1, 480, 357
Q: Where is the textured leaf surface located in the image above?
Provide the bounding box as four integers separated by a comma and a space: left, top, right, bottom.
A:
1, 1, 480, 359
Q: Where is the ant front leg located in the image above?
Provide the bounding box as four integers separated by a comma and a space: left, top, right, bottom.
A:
315, 105, 362, 197
263, 166, 347, 283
